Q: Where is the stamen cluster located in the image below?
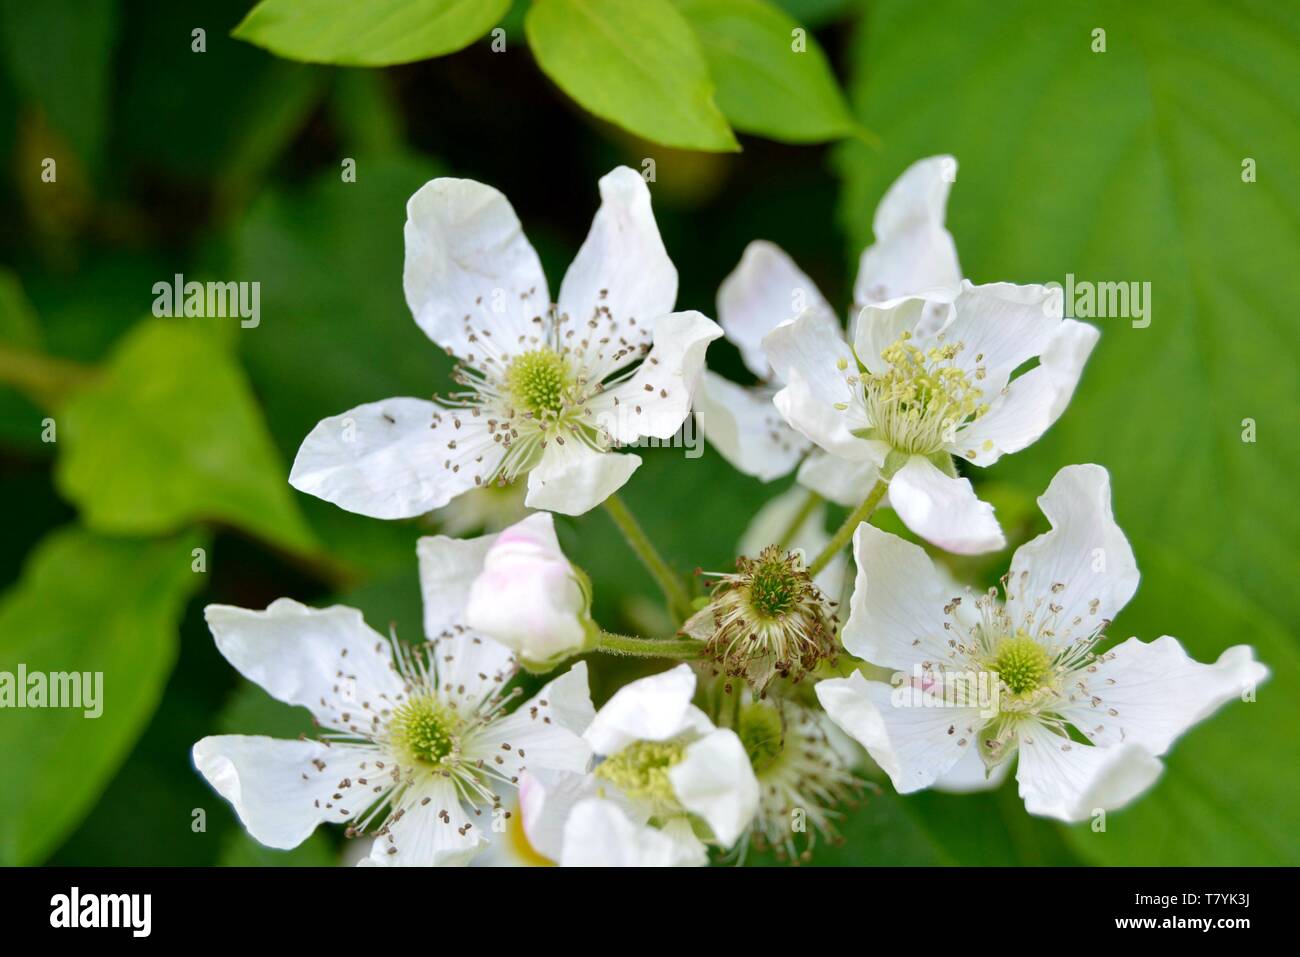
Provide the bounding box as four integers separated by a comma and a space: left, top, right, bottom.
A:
862, 331, 989, 454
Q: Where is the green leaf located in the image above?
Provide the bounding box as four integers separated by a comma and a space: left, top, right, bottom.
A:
674, 0, 859, 143
837, 0, 1300, 864
0, 527, 205, 865
526, 0, 739, 152
1062, 541, 1300, 865
55, 318, 317, 555
233, 0, 511, 66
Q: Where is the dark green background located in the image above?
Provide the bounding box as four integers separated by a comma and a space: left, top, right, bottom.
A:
0, 0, 1295, 866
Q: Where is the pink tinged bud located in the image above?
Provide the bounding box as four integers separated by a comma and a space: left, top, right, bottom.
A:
465, 512, 591, 668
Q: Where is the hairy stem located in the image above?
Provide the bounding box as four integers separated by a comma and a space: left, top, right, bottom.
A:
807, 479, 888, 577
594, 631, 704, 660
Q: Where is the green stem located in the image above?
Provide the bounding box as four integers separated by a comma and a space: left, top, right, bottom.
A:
602, 492, 692, 619
807, 479, 888, 577
0, 344, 95, 410
774, 489, 822, 550
593, 631, 704, 660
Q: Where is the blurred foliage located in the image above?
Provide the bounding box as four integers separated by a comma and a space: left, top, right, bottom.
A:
0, 0, 1294, 867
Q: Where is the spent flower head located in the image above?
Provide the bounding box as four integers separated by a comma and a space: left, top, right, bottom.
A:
684, 545, 838, 695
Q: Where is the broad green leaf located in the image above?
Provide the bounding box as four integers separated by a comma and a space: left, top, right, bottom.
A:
837, 0, 1300, 865
773, 0, 853, 28
526, 0, 739, 152
1061, 541, 1300, 865
675, 0, 859, 143
0, 0, 118, 168
0, 527, 205, 865
55, 318, 317, 555
233, 0, 511, 66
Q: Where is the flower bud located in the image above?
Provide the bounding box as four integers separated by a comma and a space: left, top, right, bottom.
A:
465, 512, 595, 670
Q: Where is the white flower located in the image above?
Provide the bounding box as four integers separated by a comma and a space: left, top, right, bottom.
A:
693, 155, 963, 496
766, 281, 1097, 554
519, 663, 760, 866
290, 166, 722, 519
815, 464, 1269, 822
463, 511, 595, 670
192, 534, 596, 866
735, 696, 862, 864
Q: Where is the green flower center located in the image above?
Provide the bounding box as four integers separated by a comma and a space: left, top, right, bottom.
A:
992, 633, 1052, 696
505, 349, 572, 419
746, 553, 800, 620
737, 704, 785, 775
388, 696, 460, 766
863, 332, 988, 454
595, 740, 685, 804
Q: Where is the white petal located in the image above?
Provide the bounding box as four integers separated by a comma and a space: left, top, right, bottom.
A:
518, 769, 599, 862
668, 728, 759, 847
888, 455, 1005, 555
765, 310, 879, 462
840, 522, 957, 670
364, 777, 487, 866
559, 799, 707, 867
937, 281, 1063, 394
718, 240, 835, 378
772, 368, 879, 464
816, 672, 986, 794
524, 441, 641, 516
464, 512, 590, 667
558, 167, 677, 379
204, 599, 404, 725
417, 530, 494, 636
1014, 722, 1162, 823
290, 398, 503, 520
193, 736, 375, 850
693, 371, 806, 481
584, 662, 699, 756
853, 155, 962, 306
934, 745, 1011, 793
477, 661, 596, 779
954, 319, 1099, 465
1007, 463, 1137, 635
591, 310, 723, 444
763, 308, 856, 412
852, 294, 942, 375
1061, 637, 1268, 755
796, 450, 881, 507
403, 177, 549, 359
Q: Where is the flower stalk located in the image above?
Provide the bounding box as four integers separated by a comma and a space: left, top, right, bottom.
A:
807, 479, 887, 576
602, 492, 693, 620
593, 630, 705, 660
